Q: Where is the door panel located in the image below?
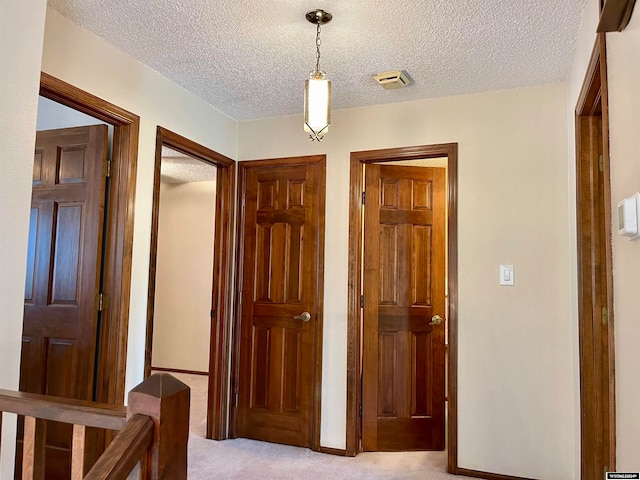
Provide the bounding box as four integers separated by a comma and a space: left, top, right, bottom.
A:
362, 164, 446, 451
18, 125, 108, 479
236, 159, 324, 448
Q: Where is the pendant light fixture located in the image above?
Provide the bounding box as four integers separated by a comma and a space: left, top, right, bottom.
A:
304, 9, 332, 142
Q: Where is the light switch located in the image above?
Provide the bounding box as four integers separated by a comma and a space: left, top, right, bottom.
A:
500, 265, 514, 286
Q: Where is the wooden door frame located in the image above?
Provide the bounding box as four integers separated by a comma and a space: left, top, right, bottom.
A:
346, 144, 459, 471
144, 126, 236, 440
39, 72, 139, 406
575, 34, 616, 476
230, 155, 326, 451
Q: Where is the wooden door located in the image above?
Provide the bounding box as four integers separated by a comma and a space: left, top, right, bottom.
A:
236, 157, 325, 448
20, 125, 108, 478
362, 164, 446, 451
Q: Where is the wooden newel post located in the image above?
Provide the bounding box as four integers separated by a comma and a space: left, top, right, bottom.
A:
127, 374, 190, 480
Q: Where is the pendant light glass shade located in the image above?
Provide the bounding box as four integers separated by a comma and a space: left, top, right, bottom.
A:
304, 72, 331, 141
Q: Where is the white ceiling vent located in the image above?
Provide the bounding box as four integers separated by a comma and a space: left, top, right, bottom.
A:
373, 70, 411, 90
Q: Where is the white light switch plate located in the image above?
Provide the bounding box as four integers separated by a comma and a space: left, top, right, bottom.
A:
500, 265, 514, 286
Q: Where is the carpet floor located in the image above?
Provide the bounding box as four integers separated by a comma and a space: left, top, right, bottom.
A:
157, 371, 472, 479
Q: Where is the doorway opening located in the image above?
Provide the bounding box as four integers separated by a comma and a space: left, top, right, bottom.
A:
575, 34, 616, 479
25, 95, 114, 402
145, 127, 235, 441
37, 73, 139, 407
16, 73, 139, 479
149, 145, 216, 438
347, 144, 459, 472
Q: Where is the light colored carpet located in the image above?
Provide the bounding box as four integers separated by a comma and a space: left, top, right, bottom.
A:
158, 371, 473, 480
188, 438, 472, 480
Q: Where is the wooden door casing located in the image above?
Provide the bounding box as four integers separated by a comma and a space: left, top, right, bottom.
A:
145, 127, 236, 441
575, 35, 616, 479
362, 164, 446, 451
235, 157, 325, 449
20, 125, 108, 479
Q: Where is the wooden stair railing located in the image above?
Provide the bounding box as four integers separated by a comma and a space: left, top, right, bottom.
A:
0, 373, 189, 480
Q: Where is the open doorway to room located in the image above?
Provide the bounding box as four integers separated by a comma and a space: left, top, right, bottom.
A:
37, 75, 138, 412
19, 95, 113, 480
25, 94, 113, 405
347, 144, 459, 472
149, 146, 216, 437
145, 127, 235, 441
17, 74, 139, 479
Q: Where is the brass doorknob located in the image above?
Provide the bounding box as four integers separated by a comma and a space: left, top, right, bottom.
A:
294, 311, 312, 322
429, 314, 443, 326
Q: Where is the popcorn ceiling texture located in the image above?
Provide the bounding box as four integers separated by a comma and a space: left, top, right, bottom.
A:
48, 0, 586, 121
161, 147, 216, 184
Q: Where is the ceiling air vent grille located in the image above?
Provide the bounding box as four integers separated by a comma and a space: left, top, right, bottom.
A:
373, 70, 411, 90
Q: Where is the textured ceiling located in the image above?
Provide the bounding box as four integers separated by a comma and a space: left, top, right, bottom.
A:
161, 147, 216, 184
48, 0, 586, 122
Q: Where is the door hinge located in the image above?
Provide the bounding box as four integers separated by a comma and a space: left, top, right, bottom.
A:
242, 193, 246, 208
360, 295, 364, 308
235, 393, 239, 408
97, 293, 105, 312
362, 191, 366, 205
359, 404, 362, 417
601, 306, 608, 326
106, 160, 112, 177
210, 309, 215, 319
598, 154, 604, 173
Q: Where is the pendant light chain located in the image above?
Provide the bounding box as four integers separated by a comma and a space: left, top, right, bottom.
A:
314, 22, 322, 76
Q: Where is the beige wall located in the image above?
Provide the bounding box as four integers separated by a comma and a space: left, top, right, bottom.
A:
238, 83, 575, 479
606, 10, 640, 471
0, 1, 47, 477
40, 9, 238, 394
37, 95, 108, 130
152, 181, 216, 373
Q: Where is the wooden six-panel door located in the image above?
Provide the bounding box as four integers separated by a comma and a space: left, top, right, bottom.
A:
362, 164, 446, 451
20, 125, 108, 478
236, 157, 324, 448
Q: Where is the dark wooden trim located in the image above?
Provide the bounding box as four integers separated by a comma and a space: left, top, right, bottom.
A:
345, 155, 364, 457
150, 367, 208, 376
575, 34, 616, 477
230, 155, 326, 452
346, 144, 458, 469
207, 160, 236, 440
39, 72, 139, 407
456, 467, 535, 480
318, 446, 348, 456
153, 128, 235, 168
313, 156, 327, 452
144, 131, 164, 379
446, 144, 459, 474
144, 127, 235, 441
597, 0, 637, 31
83, 414, 154, 480
229, 162, 246, 440
599, 35, 616, 474
0, 389, 126, 430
